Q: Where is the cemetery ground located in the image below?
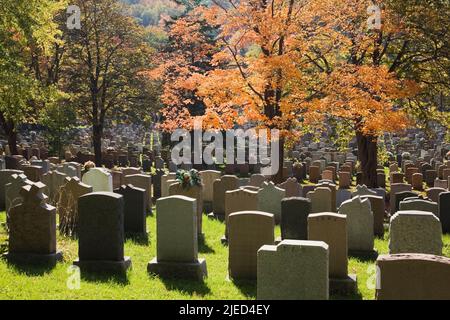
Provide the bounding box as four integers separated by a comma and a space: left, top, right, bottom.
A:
0, 209, 449, 300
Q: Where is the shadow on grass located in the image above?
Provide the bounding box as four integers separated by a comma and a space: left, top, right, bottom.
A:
126, 233, 150, 246
4, 260, 55, 277
349, 250, 379, 263
198, 237, 215, 254
80, 271, 130, 286
230, 279, 257, 299
159, 277, 212, 297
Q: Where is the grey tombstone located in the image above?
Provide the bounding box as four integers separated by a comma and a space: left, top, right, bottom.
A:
280, 197, 311, 241
427, 187, 447, 203
228, 211, 274, 280
249, 174, 267, 188
5, 174, 33, 222
42, 170, 67, 205
0, 169, 24, 210
336, 189, 352, 208
6, 182, 62, 265
307, 187, 332, 213
257, 182, 285, 224
278, 177, 302, 197
399, 199, 439, 217
147, 196, 207, 280
257, 240, 329, 300
212, 175, 239, 219
74, 192, 131, 274
199, 170, 221, 213
389, 210, 443, 255
115, 185, 147, 236
338, 196, 374, 254
390, 183, 412, 214
361, 195, 385, 237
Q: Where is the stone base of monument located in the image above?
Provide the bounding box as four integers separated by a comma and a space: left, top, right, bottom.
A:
4, 251, 63, 266
207, 212, 225, 222
349, 249, 378, 260
330, 274, 357, 295
147, 257, 207, 281
73, 256, 132, 274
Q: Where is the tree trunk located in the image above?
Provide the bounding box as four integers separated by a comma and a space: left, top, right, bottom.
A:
0, 112, 19, 155
93, 124, 103, 166
272, 137, 285, 184
356, 131, 378, 188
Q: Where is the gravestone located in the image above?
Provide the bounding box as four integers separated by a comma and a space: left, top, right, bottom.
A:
199, 170, 221, 212
412, 173, 423, 190
249, 174, 267, 188
0, 169, 24, 210
338, 171, 351, 189
21, 165, 43, 182
111, 170, 124, 190
115, 185, 146, 236
280, 197, 311, 240
152, 169, 164, 200
389, 211, 442, 255
5, 174, 33, 223
308, 213, 357, 294
376, 254, 450, 300
426, 187, 447, 203
425, 170, 437, 187
224, 188, 258, 240
42, 170, 67, 205
309, 166, 320, 183
57, 177, 93, 236
147, 196, 207, 280
399, 199, 438, 217
228, 211, 274, 280
169, 183, 204, 237
352, 185, 377, 198
82, 168, 113, 192
278, 178, 302, 197
212, 175, 239, 219
161, 173, 176, 198
439, 192, 450, 233
390, 183, 412, 214
74, 192, 131, 274
394, 191, 419, 214
317, 181, 337, 212
124, 174, 152, 214
122, 167, 142, 177
338, 196, 374, 253
257, 240, 329, 300
307, 187, 332, 213
257, 182, 286, 224
6, 183, 62, 265
360, 195, 385, 237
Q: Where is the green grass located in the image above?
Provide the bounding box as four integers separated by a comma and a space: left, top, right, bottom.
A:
0, 210, 449, 300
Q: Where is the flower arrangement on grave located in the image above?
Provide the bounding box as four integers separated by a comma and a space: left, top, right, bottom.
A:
176, 169, 202, 189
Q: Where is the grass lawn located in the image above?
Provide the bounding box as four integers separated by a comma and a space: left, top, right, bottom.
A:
0, 210, 449, 300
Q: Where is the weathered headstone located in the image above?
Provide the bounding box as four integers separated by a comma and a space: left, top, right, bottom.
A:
6, 182, 62, 265
199, 170, 221, 212
308, 213, 357, 294
307, 187, 332, 213
257, 182, 285, 224
278, 177, 302, 197
360, 195, 385, 237
389, 210, 442, 255
376, 254, 450, 300
257, 240, 329, 300
82, 168, 113, 192
74, 192, 131, 274
42, 170, 67, 205
212, 175, 239, 219
224, 188, 258, 240
228, 211, 274, 280
280, 197, 311, 240
57, 177, 93, 236
338, 196, 374, 253
399, 199, 438, 217
115, 185, 146, 236
124, 174, 152, 214
0, 169, 24, 210
147, 196, 207, 280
